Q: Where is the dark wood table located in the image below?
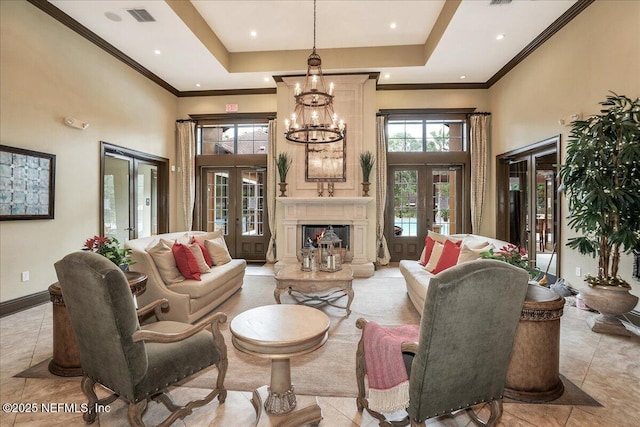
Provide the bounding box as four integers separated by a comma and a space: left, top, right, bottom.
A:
48, 271, 147, 376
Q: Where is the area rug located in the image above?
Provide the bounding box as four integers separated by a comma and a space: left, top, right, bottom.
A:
16, 274, 600, 406
183, 274, 420, 398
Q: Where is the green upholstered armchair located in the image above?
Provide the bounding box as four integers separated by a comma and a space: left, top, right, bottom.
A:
54, 251, 228, 427
356, 260, 529, 427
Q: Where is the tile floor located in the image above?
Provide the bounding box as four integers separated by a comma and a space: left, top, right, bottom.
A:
1, 265, 638, 426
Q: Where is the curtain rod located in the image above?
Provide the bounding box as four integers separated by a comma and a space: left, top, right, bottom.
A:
175, 119, 195, 123
467, 112, 491, 116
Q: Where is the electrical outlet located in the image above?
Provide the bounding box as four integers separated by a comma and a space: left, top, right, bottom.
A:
575, 267, 582, 277
21, 271, 30, 282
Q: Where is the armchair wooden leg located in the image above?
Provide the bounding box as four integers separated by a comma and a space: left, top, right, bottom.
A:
466, 399, 503, 427
80, 375, 119, 424
127, 400, 148, 427
211, 314, 228, 404
81, 375, 98, 424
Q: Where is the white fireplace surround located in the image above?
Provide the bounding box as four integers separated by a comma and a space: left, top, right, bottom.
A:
275, 197, 375, 277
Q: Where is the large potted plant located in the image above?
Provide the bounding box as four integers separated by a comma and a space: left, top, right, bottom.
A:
359, 151, 375, 196
559, 93, 640, 335
276, 152, 292, 197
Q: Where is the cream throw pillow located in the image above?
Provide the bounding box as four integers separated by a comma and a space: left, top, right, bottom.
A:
188, 242, 211, 273
202, 231, 232, 265
145, 239, 185, 284
457, 243, 494, 264
424, 241, 444, 272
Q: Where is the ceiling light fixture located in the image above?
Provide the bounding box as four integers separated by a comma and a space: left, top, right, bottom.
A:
460, 75, 467, 79
284, 0, 344, 144
384, 73, 391, 79
250, 30, 257, 37
496, 34, 505, 40
390, 22, 397, 29
153, 49, 161, 55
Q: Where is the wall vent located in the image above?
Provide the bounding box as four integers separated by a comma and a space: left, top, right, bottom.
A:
126, 9, 156, 23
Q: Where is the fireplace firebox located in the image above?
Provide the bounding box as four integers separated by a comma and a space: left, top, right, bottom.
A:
302, 225, 350, 250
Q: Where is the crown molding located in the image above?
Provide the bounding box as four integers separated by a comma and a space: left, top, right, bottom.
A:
27, 0, 595, 96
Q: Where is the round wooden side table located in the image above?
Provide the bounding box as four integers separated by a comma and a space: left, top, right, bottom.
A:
48, 271, 147, 377
230, 304, 329, 426
504, 284, 565, 402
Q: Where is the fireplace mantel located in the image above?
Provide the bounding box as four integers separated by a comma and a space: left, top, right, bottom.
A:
277, 197, 373, 205
275, 197, 375, 277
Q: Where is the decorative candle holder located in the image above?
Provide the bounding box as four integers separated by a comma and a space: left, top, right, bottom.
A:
300, 239, 317, 272
317, 182, 324, 197
327, 182, 334, 197
318, 226, 342, 272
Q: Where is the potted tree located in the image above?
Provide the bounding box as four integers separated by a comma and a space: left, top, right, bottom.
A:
559, 93, 640, 336
276, 152, 292, 196
359, 151, 375, 196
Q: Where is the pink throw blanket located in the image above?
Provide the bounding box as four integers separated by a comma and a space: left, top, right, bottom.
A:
363, 321, 420, 413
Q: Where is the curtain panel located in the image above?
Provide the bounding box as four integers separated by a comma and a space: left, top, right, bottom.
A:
176, 121, 196, 231
469, 114, 490, 234
376, 115, 391, 265
266, 119, 278, 263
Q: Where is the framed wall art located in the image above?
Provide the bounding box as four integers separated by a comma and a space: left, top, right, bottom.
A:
0, 145, 56, 220
305, 130, 347, 182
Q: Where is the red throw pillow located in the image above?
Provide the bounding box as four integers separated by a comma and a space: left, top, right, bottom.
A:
419, 236, 437, 266
190, 236, 213, 267
172, 242, 201, 280
432, 239, 462, 274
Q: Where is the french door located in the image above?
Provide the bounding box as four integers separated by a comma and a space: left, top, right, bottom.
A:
496, 136, 560, 277
387, 165, 464, 261
101, 143, 168, 242
200, 167, 269, 261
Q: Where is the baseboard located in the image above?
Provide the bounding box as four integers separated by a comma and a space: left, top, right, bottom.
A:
0, 291, 50, 318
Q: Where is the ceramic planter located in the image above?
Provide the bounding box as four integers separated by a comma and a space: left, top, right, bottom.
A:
581, 285, 638, 336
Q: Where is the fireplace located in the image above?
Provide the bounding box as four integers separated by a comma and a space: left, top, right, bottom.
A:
275, 197, 375, 277
302, 225, 350, 249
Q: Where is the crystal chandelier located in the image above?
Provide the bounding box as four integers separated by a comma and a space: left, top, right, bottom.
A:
284, 0, 345, 144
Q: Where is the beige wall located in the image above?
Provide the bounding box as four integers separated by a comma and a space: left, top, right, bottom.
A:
488, 0, 640, 307
0, 1, 178, 302
2, 0, 638, 309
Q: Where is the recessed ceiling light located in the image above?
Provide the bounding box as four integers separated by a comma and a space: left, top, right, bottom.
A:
390, 22, 397, 29
460, 75, 467, 80
384, 74, 391, 80
496, 34, 505, 40
250, 30, 257, 38
195, 83, 201, 88
263, 77, 270, 82
153, 49, 161, 55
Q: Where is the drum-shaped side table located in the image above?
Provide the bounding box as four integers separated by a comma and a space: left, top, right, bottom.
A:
48, 271, 147, 376
504, 284, 565, 402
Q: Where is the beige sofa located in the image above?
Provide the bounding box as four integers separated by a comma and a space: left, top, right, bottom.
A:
400, 234, 510, 312
126, 231, 246, 323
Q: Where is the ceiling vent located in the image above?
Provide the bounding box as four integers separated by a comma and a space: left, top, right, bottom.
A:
126, 9, 156, 23
490, 0, 513, 4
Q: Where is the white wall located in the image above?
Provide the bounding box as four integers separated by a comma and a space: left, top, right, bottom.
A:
0, 1, 178, 302
488, 0, 640, 308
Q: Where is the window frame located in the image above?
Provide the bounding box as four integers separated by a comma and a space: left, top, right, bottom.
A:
191, 113, 275, 156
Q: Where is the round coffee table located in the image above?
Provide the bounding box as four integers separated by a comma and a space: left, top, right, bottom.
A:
230, 304, 330, 426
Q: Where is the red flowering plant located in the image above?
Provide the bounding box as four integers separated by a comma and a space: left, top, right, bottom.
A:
83, 235, 133, 268
481, 244, 539, 279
